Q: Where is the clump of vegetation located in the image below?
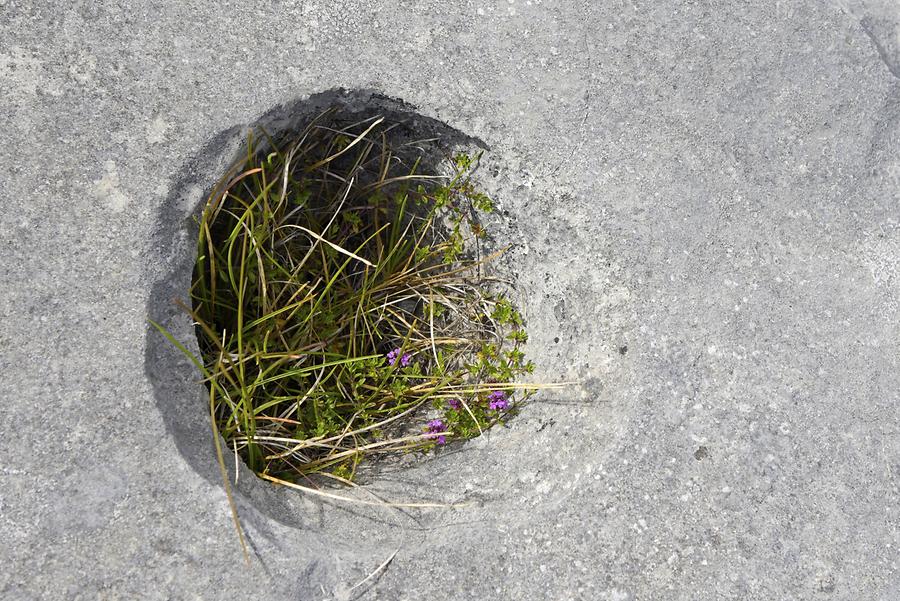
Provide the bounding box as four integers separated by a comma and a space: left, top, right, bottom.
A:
156, 108, 536, 486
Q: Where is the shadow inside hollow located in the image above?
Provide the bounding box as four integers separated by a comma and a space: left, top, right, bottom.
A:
142, 88, 488, 528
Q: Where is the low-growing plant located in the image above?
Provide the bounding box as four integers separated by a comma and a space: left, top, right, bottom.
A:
155, 108, 538, 486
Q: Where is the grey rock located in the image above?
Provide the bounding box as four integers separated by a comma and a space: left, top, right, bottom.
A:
2, 1, 899, 599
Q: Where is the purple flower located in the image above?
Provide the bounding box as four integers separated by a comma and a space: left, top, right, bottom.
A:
447, 398, 462, 410
488, 390, 509, 411
425, 418, 447, 445
387, 348, 413, 368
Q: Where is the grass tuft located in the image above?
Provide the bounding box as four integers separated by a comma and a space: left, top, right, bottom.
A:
165, 107, 540, 484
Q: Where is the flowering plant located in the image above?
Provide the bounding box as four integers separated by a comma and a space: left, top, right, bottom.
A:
154, 108, 536, 484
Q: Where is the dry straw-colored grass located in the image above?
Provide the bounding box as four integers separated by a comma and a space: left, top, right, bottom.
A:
153, 108, 557, 528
